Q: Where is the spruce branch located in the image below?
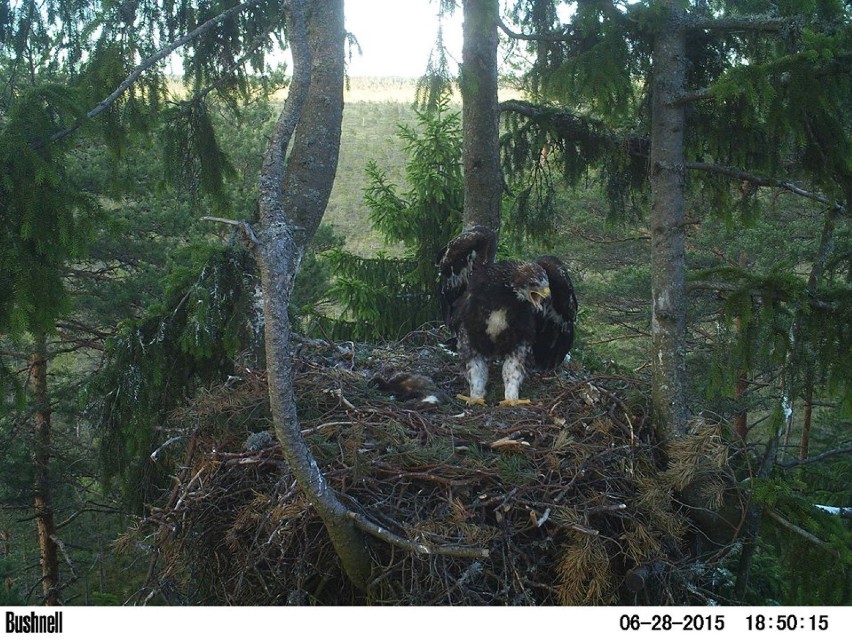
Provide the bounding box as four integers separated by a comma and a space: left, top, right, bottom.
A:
499, 98, 651, 158
47, 0, 266, 145
191, 18, 284, 105
687, 281, 837, 312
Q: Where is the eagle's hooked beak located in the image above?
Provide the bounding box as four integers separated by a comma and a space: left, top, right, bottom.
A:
529, 286, 551, 310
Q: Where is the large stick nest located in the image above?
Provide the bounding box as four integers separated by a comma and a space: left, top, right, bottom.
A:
124, 330, 745, 605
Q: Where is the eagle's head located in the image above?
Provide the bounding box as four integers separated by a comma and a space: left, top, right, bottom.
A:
511, 263, 551, 311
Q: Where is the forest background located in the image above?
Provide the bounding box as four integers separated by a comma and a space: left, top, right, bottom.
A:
1, 0, 850, 606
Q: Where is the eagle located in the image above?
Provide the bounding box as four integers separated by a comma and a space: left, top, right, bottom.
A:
437, 226, 577, 406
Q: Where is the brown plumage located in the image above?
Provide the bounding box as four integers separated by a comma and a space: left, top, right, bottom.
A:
437, 227, 577, 405
371, 372, 448, 406
532, 255, 578, 371
437, 225, 497, 329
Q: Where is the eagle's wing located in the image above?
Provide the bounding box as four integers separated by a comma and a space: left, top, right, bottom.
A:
532, 256, 578, 371
436, 225, 497, 328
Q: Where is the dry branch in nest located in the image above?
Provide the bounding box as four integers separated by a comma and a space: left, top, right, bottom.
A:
123, 330, 743, 605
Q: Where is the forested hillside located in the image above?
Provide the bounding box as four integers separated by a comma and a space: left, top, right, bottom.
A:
1, 0, 850, 607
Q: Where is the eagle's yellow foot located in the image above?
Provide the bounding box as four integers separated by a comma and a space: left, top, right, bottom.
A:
498, 398, 531, 407
456, 394, 486, 406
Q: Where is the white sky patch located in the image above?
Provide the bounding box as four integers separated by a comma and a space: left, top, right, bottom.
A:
345, 0, 462, 77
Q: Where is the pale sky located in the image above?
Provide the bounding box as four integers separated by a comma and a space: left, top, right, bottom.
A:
344, 0, 463, 77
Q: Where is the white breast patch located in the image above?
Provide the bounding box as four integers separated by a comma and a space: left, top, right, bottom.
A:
485, 308, 509, 341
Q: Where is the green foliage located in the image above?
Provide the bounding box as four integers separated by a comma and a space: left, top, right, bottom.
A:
161, 99, 237, 211
538, 5, 641, 124
323, 250, 435, 341
0, 0, 305, 605
0, 83, 101, 335
88, 244, 256, 511
690, 208, 851, 416
0, 557, 25, 605
366, 100, 464, 283
181, 0, 285, 96
499, 103, 648, 231
690, 2, 850, 205
746, 473, 852, 604
318, 100, 464, 341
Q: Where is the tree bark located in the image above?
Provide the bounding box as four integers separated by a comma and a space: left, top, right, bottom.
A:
30, 333, 60, 605
733, 251, 749, 444
733, 370, 749, 443
254, 0, 371, 591
649, 2, 689, 440
280, 0, 346, 246
794, 209, 836, 461
800, 391, 813, 460
461, 0, 501, 232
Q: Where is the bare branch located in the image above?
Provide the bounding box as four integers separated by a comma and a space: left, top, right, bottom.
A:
673, 87, 713, 105
684, 162, 846, 214
776, 445, 852, 469
764, 509, 838, 557
200, 216, 259, 246
689, 14, 790, 33
50, 534, 79, 579
497, 16, 572, 43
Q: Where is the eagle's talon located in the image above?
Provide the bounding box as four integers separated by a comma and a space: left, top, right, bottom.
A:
498, 398, 531, 407
456, 394, 486, 406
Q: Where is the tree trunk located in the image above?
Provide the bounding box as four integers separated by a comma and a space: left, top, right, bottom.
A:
280, 0, 346, 246
733, 367, 749, 443
795, 209, 835, 461
30, 333, 60, 605
800, 389, 813, 460
255, 0, 371, 591
733, 252, 749, 444
649, 2, 689, 440
734, 428, 781, 600
461, 0, 501, 231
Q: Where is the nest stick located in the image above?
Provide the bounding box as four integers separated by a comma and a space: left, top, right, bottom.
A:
346, 511, 489, 558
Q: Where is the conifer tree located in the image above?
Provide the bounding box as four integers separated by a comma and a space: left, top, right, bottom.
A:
323, 101, 464, 341
0, 0, 291, 602
496, 0, 850, 598
499, 0, 849, 440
